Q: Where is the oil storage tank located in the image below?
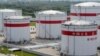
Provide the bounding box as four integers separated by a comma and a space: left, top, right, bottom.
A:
14, 9, 22, 16
0, 9, 22, 16
0, 9, 22, 34
4, 16, 30, 43
61, 20, 97, 56
70, 2, 100, 22
70, 2, 100, 47
36, 10, 67, 39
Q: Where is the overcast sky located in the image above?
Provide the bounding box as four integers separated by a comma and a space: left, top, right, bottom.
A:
1, 0, 100, 2
20, 0, 100, 1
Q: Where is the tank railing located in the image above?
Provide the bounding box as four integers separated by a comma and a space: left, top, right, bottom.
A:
41, 24, 55, 39
78, 6, 82, 21
70, 5, 82, 21
67, 25, 69, 55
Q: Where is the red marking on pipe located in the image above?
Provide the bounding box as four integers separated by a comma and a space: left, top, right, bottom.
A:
70, 13, 97, 16
67, 16, 71, 21
36, 20, 64, 24
62, 30, 97, 36
4, 23, 29, 27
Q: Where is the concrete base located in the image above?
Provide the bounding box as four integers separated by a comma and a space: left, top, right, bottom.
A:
3, 40, 31, 44
60, 53, 97, 56
36, 37, 60, 40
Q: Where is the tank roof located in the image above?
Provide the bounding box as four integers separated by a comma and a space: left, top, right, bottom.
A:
75, 2, 100, 7
63, 20, 95, 25
38, 10, 65, 15
5, 16, 31, 20
0, 9, 16, 12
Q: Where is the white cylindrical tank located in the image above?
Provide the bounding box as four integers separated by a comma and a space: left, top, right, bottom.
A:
70, 2, 100, 47
69, 0, 100, 2
70, 2, 100, 22
4, 16, 30, 43
61, 20, 97, 56
0, 9, 22, 33
15, 9, 22, 16
36, 10, 67, 39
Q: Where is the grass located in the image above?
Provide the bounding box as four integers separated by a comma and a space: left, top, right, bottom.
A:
0, 46, 9, 54
30, 22, 36, 26
13, 51, 37, 56
0, 46, 38, 56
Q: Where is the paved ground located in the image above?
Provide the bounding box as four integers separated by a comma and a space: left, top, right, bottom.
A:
0, 54, 15, 56
0, 54, 6, 56
34, 47, 60, 56
23, 34, 60, 56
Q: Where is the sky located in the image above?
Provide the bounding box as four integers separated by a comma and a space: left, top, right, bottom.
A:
57, 0, 99, 1
1, 0, 100, 2
19, 0, 100, 1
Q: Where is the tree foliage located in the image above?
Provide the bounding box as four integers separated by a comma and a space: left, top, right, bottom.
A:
0, 1, 70, 17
